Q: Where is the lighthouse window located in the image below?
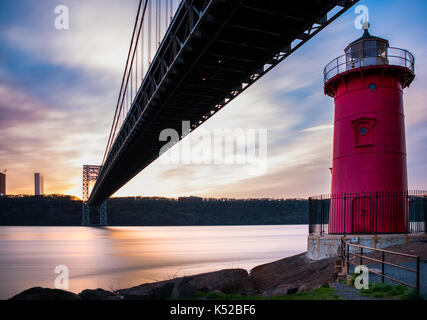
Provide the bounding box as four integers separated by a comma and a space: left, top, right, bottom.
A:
369, 83, 376, 90
360, 127, 369, 135
364, 41, 378, 57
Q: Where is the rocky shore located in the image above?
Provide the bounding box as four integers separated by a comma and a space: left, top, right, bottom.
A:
9, 251, 337, 300
9, 240, 426, 300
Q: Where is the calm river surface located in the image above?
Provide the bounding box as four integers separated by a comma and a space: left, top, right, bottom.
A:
0, 225, 308, 299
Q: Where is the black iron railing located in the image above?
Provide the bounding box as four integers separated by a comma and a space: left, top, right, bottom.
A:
324, 47, 415, 82
309, 190, 427, 235
341, 240, 421, 294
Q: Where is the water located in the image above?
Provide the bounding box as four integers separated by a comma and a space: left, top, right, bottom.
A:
0, 225, 308, 299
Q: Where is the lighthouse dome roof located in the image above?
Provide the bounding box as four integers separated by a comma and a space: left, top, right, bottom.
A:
345, 29, 389, 53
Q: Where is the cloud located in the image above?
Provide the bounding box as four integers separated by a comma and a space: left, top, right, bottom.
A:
2, 0, 136, 76
1, 0, 426, 199
0, 81, 108, 195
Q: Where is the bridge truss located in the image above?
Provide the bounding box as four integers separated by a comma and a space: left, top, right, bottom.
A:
82, 165, 107, 225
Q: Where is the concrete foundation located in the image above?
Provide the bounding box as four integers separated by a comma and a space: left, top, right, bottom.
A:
307, 233, 426, 260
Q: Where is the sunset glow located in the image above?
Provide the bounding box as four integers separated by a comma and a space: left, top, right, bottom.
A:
1, 0, 426, 199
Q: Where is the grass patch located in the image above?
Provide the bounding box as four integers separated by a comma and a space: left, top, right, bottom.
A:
344, 272, 424, 300
401, 289, 425, 300
193, 287, 341, 300
349, 273, 358, 288
360, 283, 406, 298
359, 282, 425, 300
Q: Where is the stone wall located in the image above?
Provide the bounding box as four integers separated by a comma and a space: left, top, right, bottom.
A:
307, 233, 426, 260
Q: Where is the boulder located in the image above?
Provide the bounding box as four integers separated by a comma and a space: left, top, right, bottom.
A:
184, 268, 254, 295
117, 268, 254, 300
250, 252, 336, 296
79, 288, 121, 300
117, 280, 176, 300
10, 287, 81, 300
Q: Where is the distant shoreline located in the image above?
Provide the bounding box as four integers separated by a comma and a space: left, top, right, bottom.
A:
0, 195, 308, 226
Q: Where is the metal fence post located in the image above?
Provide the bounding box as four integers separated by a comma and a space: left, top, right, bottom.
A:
375, 192, 378, 236
404, 190, 411, 234
346, 242, 349, 275
381, 251, 385, 283
343, 193, 347, 235
416, 256, 420, 295
424, 194, 427, 234
308, 197, 312, 235
320, 195, 323, 235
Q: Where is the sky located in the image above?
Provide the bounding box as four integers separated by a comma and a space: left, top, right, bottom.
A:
0, 0, 426, 199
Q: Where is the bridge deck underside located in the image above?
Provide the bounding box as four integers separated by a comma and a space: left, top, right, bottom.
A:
89, 0, 357, 205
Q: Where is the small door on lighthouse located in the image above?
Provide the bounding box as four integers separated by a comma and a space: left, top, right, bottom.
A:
351, 196, 375, 233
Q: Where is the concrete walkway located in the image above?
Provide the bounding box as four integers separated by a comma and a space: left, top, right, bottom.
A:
330, 282, 389, 300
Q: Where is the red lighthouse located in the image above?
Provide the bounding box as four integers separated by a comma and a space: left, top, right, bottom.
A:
324, 25, 415, 234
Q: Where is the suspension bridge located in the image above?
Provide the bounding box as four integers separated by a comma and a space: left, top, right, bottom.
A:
83, 0, 360, 224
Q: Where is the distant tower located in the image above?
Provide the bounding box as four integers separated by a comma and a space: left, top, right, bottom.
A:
324, 25, 415, 234
34, 173, 44, 195
0, 170, 6, 195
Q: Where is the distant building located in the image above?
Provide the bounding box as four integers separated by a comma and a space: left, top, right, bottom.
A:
34, 173, 44, 195
0, 171, 5, 195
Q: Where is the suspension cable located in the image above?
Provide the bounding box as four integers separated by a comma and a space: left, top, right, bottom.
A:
103, 0, 149, 164
108, 0, 149, 158
103, 0, 175, 166
102, 0, 144, 164
148, 0, 152, 64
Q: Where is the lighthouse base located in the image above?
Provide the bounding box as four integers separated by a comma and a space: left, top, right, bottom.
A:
307, 233, 426, 261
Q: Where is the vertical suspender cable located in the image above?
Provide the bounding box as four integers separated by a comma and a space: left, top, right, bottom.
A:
155, 0, 157, 46
102, 0, 144, 164
156, 0, 159, 48
135, 42, 138, 92
166, 0, 168, 26
108, 0, 148, 162
157, 0, 159, 47
148, 0, 151, 64
165, 0, 167, 31
130, 69, 133, 107
141, 14, 145, 83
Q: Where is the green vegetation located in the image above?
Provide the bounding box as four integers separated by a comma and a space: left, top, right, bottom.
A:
360, 283, 408, 299
346, 273, 424, 300
354, 282, 424, 300
349, 273, 358, 288
192, 287, 341, 300
401, 289, 425, 301
0, 195, 308, 226
0, 195, 81, 225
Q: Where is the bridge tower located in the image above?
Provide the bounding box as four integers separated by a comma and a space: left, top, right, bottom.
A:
82, 165, 107, 226
324, 24, 415, 234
